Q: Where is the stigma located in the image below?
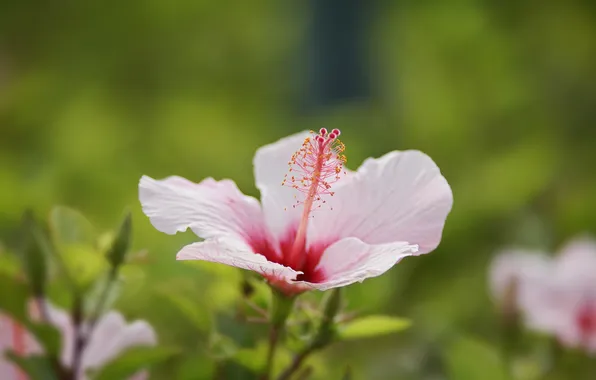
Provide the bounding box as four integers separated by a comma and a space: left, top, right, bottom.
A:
282, 128, 347, 209
282, 128, 347, 270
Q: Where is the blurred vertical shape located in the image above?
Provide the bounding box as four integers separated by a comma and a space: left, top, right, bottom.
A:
306, 0, 370, 110
0, 48, 10, 94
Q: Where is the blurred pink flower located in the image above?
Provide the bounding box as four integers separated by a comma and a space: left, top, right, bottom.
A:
490, 237, 596, 353
140, 130, 453, 295
489, 248, 551, 310
0, 301, 156, 380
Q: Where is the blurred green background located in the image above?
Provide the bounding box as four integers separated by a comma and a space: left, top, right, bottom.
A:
1, 0, 596, 379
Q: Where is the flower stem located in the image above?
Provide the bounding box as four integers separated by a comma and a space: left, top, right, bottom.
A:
70, 295, 85, 380
276, 343, 317, 380
70, 269, 118, 380
277, 289, 341, 380
88, 268, 118, 330
263, 326, 280, 380
262, 288, 295, 379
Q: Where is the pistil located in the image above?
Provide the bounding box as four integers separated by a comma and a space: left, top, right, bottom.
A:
282, 129, 346, 270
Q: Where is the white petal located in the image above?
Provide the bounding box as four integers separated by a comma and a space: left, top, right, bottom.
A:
82, 312, 157, 373
308, 150, 453, 254
139, 175, 269, 243
176, 237, 301, 282
297, 237, 418, 291
253, 131, 312, 241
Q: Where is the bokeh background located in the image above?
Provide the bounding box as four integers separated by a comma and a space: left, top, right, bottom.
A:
1, 0, 596, 379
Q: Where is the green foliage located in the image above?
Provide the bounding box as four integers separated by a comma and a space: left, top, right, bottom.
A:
106, 211, 132, 269
25, 320, 62, 357
446, 336, 511, 380
206, 332, 239, 361
338, 315, 411, 341
49, 206, 108, 292
83, 271, 122, 317
1, 0, 595, 378
155, 287, 211, 332
49, 207, 97, 249
234, 341, 291, 375
61, 244, 109, 291
18, 212, 51, 297
342, 367, 353, 380
0, 273, 30, 320
91, 346, 179, 380
4, 353, 59, 380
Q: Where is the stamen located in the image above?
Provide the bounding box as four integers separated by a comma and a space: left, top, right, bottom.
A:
282, 129, 347, 270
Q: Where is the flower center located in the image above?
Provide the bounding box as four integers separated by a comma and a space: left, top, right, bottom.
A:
577, 301, 596, 344
282, 128, 346, 270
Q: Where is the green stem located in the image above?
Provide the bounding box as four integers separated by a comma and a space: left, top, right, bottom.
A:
276, 342, 318, 380
263, 326, 280, 380
262, 288, 295, 379
276, 289, 341, 380
87, 268, 118, 334
70, 296, 85, 380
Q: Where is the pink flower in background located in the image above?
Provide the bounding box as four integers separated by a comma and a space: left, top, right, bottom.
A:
489, 249, 551, 311
0, 301, 156, 380
140, 129, 453, 295
489, 237, 596, 353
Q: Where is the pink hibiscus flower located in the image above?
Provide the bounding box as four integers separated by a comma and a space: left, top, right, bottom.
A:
0, 301, 156, 380
490, 237, 596, 353
140, 129, 453, 295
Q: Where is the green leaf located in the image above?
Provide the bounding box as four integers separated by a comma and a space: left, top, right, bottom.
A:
49, 206, 97, 248
234, 341, 291, 374
18, 211, 51, 297
446, 336, 511, 380
156, 289, 211, 331
5, 353, 59, 380
0, 273, 30, 321
0, 249, 21, 278
106, 211, 132, 269
175, 356, 216, 380
61, 245, 109, 291
208, 332, 239, 361
49, 206, 103, 292
338, 315, 411, 340
24, 321, 62, 357
84, 272, 122, 317
92, 346, 179, 380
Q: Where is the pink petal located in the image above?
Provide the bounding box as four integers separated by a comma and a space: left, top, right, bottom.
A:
0, 314, 20, 380
554, 236, 596, 288
297, 237, 418, 290
82, 312, 157, 375
139, 175, 268, 244
0, 302, 66, 379
308, 150, 452, 255
176, 237, 301, 282
252, 131, 313, 242
41, 301, 74, 367
488, 249, 552, 305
